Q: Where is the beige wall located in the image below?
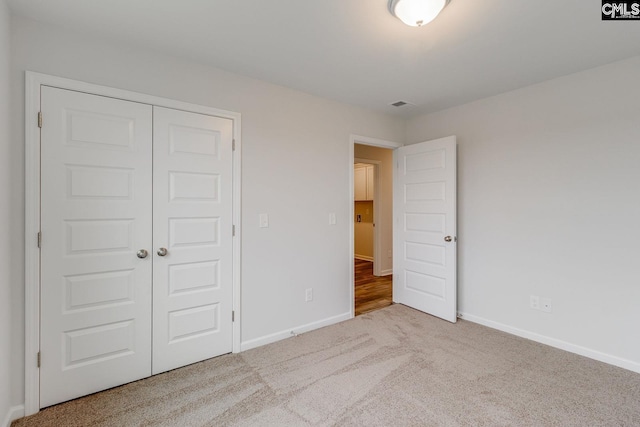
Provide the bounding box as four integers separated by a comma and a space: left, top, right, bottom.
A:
406, 56, 640, 373
354, 201, 373, 259
354, 144, 393, 274
354, 201, 373, 223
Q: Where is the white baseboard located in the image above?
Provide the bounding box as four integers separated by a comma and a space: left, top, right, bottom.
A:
3, 405, 24, 427
354, 255, 373, 262
240, 312, 352, 352
379, 269, 392, 276
459, 312, 640, 374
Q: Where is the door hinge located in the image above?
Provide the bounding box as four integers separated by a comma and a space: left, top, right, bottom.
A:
232, 225, 236, 236
232, 139, 236, 151
232, 311, 235, 322
37, 231, 42, 248
37, 112, 43, 128
37, 352, 41, 368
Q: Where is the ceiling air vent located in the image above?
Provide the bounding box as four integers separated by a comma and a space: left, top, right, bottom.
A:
391, 101, 408, 107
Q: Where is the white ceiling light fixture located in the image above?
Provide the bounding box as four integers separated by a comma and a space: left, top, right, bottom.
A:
388, 0, 450, 27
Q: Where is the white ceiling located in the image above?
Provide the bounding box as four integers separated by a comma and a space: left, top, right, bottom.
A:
8, 0, 640, 117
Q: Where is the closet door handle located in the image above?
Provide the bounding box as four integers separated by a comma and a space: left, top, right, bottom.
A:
136, 249, 149, 259
157, 247, 168, 257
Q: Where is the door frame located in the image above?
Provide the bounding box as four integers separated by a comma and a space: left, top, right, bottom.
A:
24, 72, 242, 415
349, 135, 402, 318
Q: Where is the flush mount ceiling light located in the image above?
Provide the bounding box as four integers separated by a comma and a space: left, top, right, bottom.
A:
388, 0, 450, 27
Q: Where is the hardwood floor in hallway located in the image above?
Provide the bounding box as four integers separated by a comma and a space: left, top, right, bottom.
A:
354, 259, 392, 316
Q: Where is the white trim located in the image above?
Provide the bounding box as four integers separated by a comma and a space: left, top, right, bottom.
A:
349, 134, 401, 318
379, 269, 393, 276
354, 255, 374, 262
240, 312, 351, 351
460, 312, 640, 374
349, 141, 355, 319
351, 134, 403, 149
24, 71, 242, 415
2, 405, 25, 427
231, 106, 242, 355
24, 72, 41, 417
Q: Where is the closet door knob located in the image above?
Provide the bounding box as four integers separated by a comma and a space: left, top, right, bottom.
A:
157, 247, 168, 257
136, 249, 149, 259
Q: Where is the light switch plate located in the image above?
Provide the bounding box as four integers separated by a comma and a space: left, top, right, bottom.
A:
259, 213, 269, 228
329, 213, 336, 225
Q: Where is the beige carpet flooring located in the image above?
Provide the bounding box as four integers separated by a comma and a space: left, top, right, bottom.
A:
14, 304, 640, 426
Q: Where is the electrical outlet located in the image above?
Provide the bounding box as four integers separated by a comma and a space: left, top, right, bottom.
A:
530, 295, 540, 310
388, 250, 392, 258
259, 213, 269, 228
305, 288, 313, 302
541, 298, 552, 313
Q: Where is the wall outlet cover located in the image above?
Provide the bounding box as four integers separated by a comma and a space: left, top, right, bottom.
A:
530, 295, 540, 310
259, 213, 269, 228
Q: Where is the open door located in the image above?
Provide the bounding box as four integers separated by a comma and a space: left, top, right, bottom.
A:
393, 136, 457, 322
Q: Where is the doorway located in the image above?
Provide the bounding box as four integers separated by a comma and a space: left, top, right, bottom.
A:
352, 140, 396, 316
349, 134, 459, 322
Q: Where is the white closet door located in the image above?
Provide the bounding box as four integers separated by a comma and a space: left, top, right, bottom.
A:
152, 107, 234, 374
40, 87, 153, 407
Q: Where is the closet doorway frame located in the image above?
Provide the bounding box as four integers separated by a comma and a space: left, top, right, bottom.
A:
24, 72, 243, 416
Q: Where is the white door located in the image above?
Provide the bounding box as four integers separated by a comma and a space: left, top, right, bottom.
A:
40, 87, 153, 407
393, 136, 457, 322
151, 107, 234, 374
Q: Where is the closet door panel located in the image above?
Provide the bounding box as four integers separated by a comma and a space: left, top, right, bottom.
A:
40, 87, 153, 407
152, 106, 234, 374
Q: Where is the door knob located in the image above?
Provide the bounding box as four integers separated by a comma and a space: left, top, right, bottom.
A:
136, 249, 149, 259
444, 236, 454, 242
157, 247, 168, 257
